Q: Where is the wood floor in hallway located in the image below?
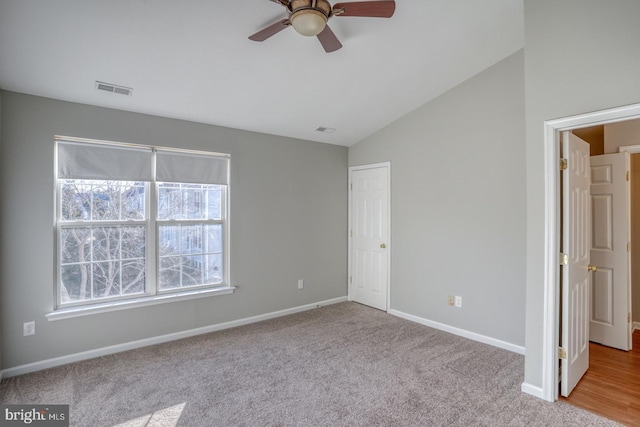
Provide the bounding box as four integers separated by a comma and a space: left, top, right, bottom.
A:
561, 330, 640, 426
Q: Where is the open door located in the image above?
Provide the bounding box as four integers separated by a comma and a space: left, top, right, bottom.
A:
589, 152, 632, 351
560, 131, 591, 397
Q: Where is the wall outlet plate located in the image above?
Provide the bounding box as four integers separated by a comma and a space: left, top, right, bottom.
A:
23, 321, 35, 336
455, 296, 463, 308
298, 279, 304, 289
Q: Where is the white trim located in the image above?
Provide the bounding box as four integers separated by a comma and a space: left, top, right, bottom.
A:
2, 296, 347, 379
349, 161, 391, 170
47, 286, 236, 321
388, 309, 525, 355
619, 144, 640, 154
540, 120, 561, 402
633, 321, 640, 332
521, 382, 545, 399
348, 162, 392, 312
539, 102, 640, 403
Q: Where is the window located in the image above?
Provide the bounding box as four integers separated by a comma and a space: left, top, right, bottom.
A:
55, 137, 229, 309
156, 182, 224, 291
59, 180, 147, 303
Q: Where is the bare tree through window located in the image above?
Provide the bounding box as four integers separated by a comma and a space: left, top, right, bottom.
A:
59, 180, 146, 303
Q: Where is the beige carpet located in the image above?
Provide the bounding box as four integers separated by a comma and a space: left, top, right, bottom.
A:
0, 302, 621, 426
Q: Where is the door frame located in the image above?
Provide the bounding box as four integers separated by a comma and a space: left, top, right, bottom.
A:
348, 162, 391, 311
541, 103, 640, 402
620, 146, 640, 334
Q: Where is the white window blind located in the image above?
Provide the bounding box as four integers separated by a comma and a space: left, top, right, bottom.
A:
156, 150, 229, 185
57, 139, 153, 181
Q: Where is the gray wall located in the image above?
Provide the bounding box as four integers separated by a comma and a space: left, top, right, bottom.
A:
349, 51, 526, 346
0, 88, 3, 374
0, 91, 348, 369
523, 0, 640, 389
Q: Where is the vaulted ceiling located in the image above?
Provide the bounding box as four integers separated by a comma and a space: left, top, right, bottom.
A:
0, 0, 524, 146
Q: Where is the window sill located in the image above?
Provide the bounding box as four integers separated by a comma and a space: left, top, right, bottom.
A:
46, 286, 236, 321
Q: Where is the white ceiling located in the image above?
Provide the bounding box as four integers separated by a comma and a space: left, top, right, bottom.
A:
0, 0, 524, 146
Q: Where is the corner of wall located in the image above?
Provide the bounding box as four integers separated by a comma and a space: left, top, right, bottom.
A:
0, 88, 4, 375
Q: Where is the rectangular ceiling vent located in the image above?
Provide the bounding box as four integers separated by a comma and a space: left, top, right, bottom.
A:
95, 81, 133, 96
315, 126, 336, 134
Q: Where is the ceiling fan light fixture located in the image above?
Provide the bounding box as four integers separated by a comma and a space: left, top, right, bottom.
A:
290, 9, 327, 36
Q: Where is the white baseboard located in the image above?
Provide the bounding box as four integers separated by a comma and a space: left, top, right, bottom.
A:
634, 321, 640, 332
521, 382, 545, 400
0, 296, 348, 380
388, 309, 525, 355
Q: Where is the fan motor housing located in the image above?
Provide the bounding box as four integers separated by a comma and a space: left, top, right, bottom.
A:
288, 0, 332, 18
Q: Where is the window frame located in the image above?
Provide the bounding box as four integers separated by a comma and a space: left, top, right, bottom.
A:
54, 136, 231, 312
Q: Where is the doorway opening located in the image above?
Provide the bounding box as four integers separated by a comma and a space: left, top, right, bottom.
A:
559, 128, 632, 383
541, 103, 640, 405
558, 125, 640, 424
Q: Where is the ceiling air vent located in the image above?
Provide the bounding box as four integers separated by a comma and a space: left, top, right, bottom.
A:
95, 81, 133, 96
315, 126, 336, 134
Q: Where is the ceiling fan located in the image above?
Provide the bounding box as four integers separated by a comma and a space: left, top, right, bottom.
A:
249, 0, 396, 53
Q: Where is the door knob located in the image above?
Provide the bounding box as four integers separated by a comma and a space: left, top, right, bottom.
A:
380, 243, 386, 249
588, 264, 597, 272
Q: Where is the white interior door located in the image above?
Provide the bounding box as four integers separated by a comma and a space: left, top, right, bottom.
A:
349, 164, 389, 311
589, 152, 632, 351
561, 131, 591, 397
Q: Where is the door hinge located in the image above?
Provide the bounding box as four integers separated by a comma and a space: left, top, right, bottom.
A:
350, 229, 353, 237
558, 347, 567, 360
627, 171, 630, 181
350, 183, 353, 190
560, 158, 568, 170
349, 276, 352, 284
559, 253, 568, 265
629, 313, 632, 323
628, 242, 631, 252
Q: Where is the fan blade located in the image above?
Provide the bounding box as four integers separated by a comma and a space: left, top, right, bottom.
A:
249, 19, 290, 42
333, 1, 395, 18
269, 0, 289, 5
317, 25, 342, 53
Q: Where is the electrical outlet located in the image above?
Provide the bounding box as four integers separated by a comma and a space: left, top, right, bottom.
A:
448, 295, 454, 306
23, 321, 35, 336
298, 279, 304, 290
455, 296, 463, 308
